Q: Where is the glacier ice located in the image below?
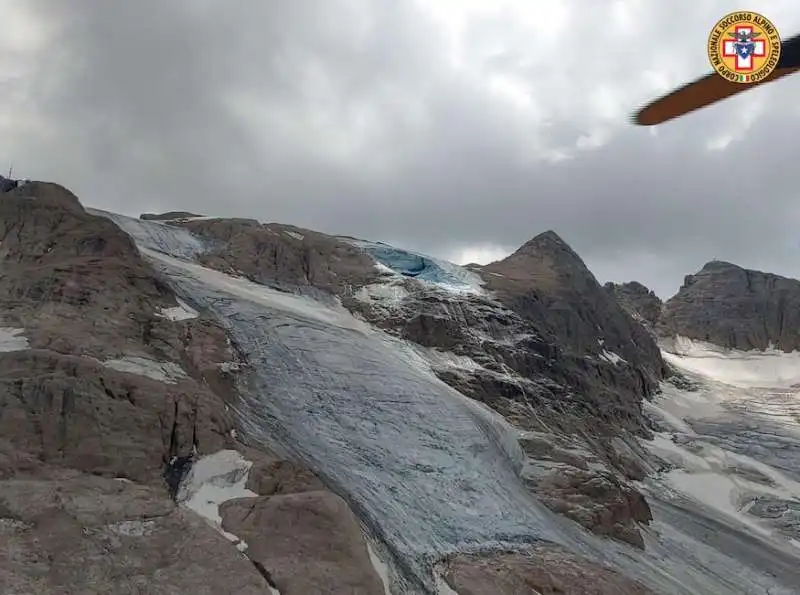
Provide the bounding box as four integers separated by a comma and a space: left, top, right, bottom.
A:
88, 208, 208, 259
352, 241, 485, 294
99, 212, 800, 595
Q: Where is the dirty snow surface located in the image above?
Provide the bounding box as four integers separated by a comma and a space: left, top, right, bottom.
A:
178, 449, 257, 526
103, 212, 800, 595
640, 337, 800, 591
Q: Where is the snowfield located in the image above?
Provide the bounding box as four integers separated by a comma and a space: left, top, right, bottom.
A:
102, 212, 800, 595
662, 335, 800, 388
642, 336, 800, 567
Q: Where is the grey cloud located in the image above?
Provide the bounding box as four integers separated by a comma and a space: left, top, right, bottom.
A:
4, 0, 800, 299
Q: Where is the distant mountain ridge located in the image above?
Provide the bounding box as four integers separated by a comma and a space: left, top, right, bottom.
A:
607, 260, 800, 352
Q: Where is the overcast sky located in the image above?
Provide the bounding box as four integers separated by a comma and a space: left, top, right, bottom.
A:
3, 0, 800, 297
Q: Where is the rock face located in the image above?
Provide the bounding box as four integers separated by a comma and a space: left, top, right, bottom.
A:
661, 260, 800, 351
480, 232, 666, 405
221, 491, 386, 595
0, 472, 271, 594
0, 185, 385, 594
605, 281, 663, 328
178, 217, 380, 297
444, 548, 658, 595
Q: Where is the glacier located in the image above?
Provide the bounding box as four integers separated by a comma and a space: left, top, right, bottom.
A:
351, 240, 485, 294
100, 210, 800, 595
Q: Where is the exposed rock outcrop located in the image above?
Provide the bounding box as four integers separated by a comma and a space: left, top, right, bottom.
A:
443, 547, 657, 595
177, 217, 380, 297
221, 491, 386, 595
141, 211, 203, 221
0, 472, 272, 594
660, 260, 800, 351
605, 281, 663, 328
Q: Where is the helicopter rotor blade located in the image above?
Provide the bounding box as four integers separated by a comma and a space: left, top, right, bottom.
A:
634, 32, 800, 126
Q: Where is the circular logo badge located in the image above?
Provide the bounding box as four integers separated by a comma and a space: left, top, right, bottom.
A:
707, 12, 781, 83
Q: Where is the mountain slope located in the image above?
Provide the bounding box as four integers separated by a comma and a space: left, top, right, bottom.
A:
605, 281, 663, 328
3, 183, 799, 595
147, 219, 664, 547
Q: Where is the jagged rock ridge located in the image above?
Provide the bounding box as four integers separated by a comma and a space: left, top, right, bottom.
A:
605, 281, 663, 328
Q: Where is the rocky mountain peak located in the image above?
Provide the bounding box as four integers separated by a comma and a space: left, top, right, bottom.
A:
520, 229, 571, 250
700, 259, 740, 271
6, 181, 84, 214
477, 232, 666, 415
482, 231, 597, 302
662, 261, 800, 351
501, 230, 585, 272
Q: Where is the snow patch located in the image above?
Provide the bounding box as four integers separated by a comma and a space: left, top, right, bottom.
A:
177, 449, 258, 526
177, 450, 260, 556
367, 542, 392, 595
219, 361, 243, 373
157, 297, 199, 321
355, 281, 409, 305
107, 519, 157, 537
374, 262, 397, 275
599, 349, 626, 365
425, 349, 484, 373
0, 327, 28, 352
663, 336, 800, 388
103, 356, 187, 384
284, 230, 304, 241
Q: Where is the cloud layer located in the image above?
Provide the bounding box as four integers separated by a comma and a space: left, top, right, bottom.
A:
3, 0, 800, 297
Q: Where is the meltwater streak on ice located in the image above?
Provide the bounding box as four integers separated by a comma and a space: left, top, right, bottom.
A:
104, 212, 800, 595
